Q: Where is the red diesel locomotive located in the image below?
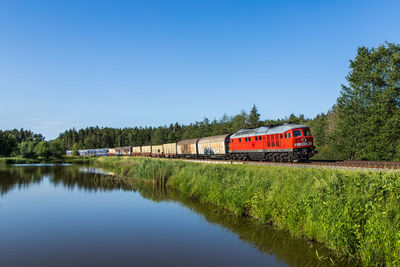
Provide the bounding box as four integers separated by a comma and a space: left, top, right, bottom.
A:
229, 123, 315, 162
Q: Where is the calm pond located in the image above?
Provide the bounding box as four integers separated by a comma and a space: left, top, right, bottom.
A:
0, 165, 353, 266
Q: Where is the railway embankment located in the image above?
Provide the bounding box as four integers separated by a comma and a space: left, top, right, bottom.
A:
89, 157, 400, 264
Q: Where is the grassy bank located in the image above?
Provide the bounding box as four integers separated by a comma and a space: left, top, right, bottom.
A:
0, 157, 41, 164
0, 156, 93, 165
91, 157, 399, 265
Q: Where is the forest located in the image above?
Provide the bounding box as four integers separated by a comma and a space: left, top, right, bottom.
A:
1, 42, 399, 161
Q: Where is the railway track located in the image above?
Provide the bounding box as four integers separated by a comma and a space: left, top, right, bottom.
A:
167, 157, 400, 170
310, 160, 400, 169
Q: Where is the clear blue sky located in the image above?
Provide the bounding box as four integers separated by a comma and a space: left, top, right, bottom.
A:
1, 0, 399, 140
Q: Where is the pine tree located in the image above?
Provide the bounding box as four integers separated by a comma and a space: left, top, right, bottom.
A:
248, 104, 260, 128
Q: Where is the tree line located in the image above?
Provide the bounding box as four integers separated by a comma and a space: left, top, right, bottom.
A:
2, 42, 399, 161
0, 129, 64, 159
57, 106, 307, 151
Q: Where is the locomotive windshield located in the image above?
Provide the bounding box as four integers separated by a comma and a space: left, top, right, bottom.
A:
303, 128, 311, 136
293, 130, 302, 137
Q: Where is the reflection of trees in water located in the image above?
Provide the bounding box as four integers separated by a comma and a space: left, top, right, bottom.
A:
0, 166, 355, 267
0, 166, 129, 196
130, 183, 354, 267
0, 166, 46, 196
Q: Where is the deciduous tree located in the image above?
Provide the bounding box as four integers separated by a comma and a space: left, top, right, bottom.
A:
336, 42, 400, 160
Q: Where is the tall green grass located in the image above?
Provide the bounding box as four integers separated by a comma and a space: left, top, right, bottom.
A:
0, 156, 94, 165
0, 157, 40, 164
91, 157, 400, 265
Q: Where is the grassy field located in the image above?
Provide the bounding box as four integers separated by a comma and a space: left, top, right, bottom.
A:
88, 156, 400, 265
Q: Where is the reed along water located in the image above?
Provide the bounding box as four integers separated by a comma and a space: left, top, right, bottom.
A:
0, 165, 354, 267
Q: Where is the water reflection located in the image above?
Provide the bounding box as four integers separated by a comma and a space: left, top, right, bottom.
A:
0, 165, 121, 195
0, 165, 356, 266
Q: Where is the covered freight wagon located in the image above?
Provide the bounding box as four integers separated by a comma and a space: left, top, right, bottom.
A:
115, 146, 132, 156
141, 145, 152, 156
163, 143, 177, 157
78, 148, 109, 156
197, 134, 230, 158
131, 146, 141, 156
151, 145, 164, 157
177, 138, 199, 157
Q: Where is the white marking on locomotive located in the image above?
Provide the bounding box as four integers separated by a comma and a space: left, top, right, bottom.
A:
294, 142, 312, 147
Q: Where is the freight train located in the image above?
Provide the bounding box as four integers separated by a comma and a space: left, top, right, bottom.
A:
66, 123, 316, 162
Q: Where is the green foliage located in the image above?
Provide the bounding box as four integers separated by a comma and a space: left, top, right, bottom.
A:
19, 141, 37, 158
288, 113, 306, 124
72, 143, 80, 156
0, 157, 39, 164
49, 139, 65, 159
396, 141, 400, 161
152, 127, 168, 145
248, 104, 261, 128
0, 128, 46, 158
0, 131, 18, 156
232, 111, 249, 130
336, 42, 400, 160
34, 141, 51, 158
93, 157, 400, 265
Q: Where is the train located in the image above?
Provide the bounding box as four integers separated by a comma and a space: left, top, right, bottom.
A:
66, 123, 316, 162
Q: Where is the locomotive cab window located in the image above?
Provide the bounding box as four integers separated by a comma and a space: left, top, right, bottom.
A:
293, 130, 302, 137
303, 128, 311, 136
239, 138, 241, 142
248, 137, 251, 141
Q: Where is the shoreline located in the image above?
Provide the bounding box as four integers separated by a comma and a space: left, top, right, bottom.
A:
3, 156, 399, 265
88, 156, 399, 265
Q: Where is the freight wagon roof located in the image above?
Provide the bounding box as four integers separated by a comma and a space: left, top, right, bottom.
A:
177, 138, 200, 145
230, 124, 309, 138
198, 134, 230, 143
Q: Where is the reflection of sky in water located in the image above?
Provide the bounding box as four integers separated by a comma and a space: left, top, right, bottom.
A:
78, 167, 113, 175
0, 166, 352, 267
